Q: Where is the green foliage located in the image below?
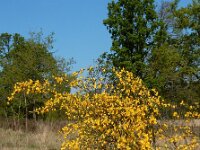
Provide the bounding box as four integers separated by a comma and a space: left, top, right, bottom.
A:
101, 0, 200, 108
103, 0, 160, 79
146, 44, 182, 94
148, 0, 200, 105
0, 32, 74, 119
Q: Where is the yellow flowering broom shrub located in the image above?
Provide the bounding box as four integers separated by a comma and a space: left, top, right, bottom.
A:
7, 68, 200, 149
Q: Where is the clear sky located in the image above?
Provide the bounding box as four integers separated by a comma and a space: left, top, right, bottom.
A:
0, 0, 192, 72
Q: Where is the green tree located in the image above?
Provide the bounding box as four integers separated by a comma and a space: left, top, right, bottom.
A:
147, 0, 200, 106
173, 0, 200, 104
146, 44, 182, 99
101, 0, 199, 108
0, 32, 74, 123
103, 0, 161, 79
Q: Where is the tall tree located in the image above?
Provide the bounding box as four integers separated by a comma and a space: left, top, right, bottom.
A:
103, 0, 160, 79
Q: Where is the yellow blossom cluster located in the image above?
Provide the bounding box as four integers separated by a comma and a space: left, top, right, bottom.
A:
7, 79, 47, 104
7, 68, 200, 149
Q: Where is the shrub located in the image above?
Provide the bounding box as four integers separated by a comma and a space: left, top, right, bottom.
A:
8, 68, 200, 149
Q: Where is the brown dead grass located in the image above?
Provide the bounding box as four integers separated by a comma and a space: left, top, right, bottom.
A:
0, 120, 63, 150
155, 119, 200, 149
0, 119, 199, 149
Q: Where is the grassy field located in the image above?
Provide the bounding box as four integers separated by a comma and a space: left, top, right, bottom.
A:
0, 119, 199, 150
0, 128, 61, 150
0, 120, 63, 150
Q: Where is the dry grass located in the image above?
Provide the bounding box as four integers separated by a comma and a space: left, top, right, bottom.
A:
0, 121, 63, 150
155, 119, 200, 149
0, 119, 199, 149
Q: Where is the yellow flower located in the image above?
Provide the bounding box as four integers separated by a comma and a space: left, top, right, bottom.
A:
7, 68, 200, 150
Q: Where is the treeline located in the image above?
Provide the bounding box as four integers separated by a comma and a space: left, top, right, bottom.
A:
0, 32, 74, 122
0, 0, 199, 123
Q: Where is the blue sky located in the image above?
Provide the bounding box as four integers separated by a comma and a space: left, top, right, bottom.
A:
0, 0, 192, 72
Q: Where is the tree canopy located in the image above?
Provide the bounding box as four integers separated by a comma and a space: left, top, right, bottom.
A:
0, 32, 74, 119
100, 0, 200, 107
103, 0, 160, 79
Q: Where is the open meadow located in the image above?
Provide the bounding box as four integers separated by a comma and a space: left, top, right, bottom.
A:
0, 119, 199, 149
0, 120, 63, 150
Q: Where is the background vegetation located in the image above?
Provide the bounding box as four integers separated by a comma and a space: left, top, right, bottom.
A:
100, 0, 200, 108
